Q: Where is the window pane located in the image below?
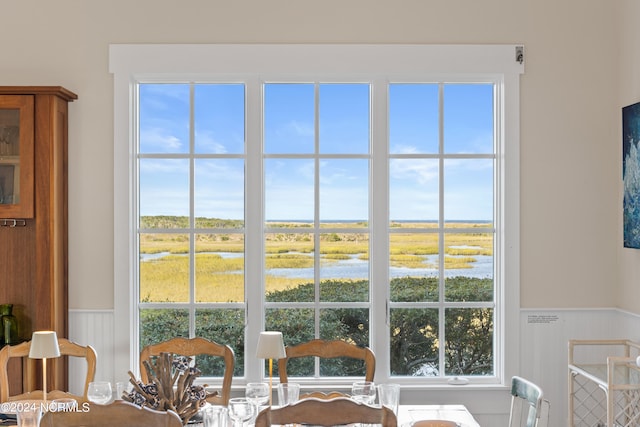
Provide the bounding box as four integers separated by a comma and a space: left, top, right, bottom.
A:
320, 232, 369, 291
444, 159, 493, 224
266, 308, 315, 377
195, 159, 244, 226
265, 159, 314, 222
196, 308, 245, 377
319, 278, 368, 303
320, 159, 368, 226
390, 308, 439, 376
445, 276, 493, 303
389, 84, 439, 154
444, 307, 494, 376
319, 83, 370, 154
139, 308, 189, 350
140, 234, 189, 303
264, 83, 314, 154
390, 226, 439, 285
195, 235, 244, 303
139, 159, 189, 220
389, 159, 439, 222
194, 84, 245, 154
320, 308, 369, 376
443, 84, 494, 154
139, 84, 190, 154
265, 233, 314, 302
320, 355, 367, 377
390, 277, 438, 303
444, 232, 493, 286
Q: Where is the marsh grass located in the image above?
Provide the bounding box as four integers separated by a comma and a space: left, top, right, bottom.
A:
390, 254, 436, 269
140, 220, 493, 301
324, 254, 351, 260
266, 254, 314, 269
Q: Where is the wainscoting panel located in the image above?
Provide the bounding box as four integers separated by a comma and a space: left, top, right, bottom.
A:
68, 309, 115, 395
519, 308, 640, 427
67, 308, 640, 426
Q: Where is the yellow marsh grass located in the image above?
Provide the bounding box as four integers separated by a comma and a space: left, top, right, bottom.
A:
140, 222, 492, 301
141, 253, 304, 302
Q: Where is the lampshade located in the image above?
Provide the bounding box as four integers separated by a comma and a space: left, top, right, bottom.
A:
28, 331, 61, 359
256, 331, 286, 359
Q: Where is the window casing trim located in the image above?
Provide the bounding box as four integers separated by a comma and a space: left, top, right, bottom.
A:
110, 44, 523, 388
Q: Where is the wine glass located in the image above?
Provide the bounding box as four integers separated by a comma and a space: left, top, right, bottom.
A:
87, 381, 113, 404
245, 382, 269, 416
228, 397, 255, 427
351, 381, 376, 405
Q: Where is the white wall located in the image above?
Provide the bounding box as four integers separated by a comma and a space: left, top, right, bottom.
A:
3, 0, 620, 311
618, 0, 640, 311
0, 1, 631, 425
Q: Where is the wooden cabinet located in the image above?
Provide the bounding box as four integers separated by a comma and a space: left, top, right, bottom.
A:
0, 95, 34, 219
0, 87, 77, 398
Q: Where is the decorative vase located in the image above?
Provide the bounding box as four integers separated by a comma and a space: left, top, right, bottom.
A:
0, 304, 18, 345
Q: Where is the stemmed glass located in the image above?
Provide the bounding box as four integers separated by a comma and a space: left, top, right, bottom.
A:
245, 382, 269, 417
228, 397, 255, 427
351, 381, 376, 405
87, 381, 113, 404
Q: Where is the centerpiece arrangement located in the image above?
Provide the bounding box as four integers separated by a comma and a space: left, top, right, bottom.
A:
123, 352, 216, 425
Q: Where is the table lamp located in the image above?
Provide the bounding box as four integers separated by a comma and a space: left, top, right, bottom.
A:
29, 331, 61, 402
256, 331, 286, 406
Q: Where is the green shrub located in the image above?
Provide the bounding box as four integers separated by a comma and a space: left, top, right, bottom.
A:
140, 276, 493, 378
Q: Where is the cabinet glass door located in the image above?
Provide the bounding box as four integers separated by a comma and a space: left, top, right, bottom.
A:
0, 96, 34, 218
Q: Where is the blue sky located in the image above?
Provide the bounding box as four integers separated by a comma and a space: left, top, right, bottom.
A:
138, 82, 494, 222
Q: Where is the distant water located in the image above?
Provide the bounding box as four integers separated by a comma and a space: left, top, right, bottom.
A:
141, 252, 492, 279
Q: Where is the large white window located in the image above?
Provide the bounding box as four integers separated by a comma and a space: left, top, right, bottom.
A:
111, 45, 523, 388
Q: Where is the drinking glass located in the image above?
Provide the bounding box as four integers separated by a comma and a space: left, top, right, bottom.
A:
377, 383, 400, 414
16, 404, 42, 427
277, 382, 300, 406
228, 397, 255, 427
203, 405, 228, 427
351, 381, 376, 405
87, 381, 112, 405
116, 381, 132, 400
245, 382, 269, 416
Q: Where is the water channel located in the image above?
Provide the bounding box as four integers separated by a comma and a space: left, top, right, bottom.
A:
141, 252, 493, 279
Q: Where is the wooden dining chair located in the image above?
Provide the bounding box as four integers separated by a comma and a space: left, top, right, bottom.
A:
508, 376, 550, 427
255, 397, 397, 427
0, 338, 97, 402
40, 400, 183, 427
139, 336, 234, 405
278, 339, 375, 398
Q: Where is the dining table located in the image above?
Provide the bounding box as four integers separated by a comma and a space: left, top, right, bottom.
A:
208, 403, 481, 427
0, 402, 481, 427
199, 403, 481, 427
397, 404, 480, 427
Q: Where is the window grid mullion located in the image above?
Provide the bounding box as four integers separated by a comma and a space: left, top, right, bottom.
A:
246, 77, 263, 381
189, 83, 196, 337
437, 82, 447, 377
313, 82, 321, 378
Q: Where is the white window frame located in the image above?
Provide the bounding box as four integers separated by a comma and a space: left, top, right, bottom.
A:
110, 44, 523, 392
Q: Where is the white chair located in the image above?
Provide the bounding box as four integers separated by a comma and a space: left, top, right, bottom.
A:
508, 376, 550, 427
